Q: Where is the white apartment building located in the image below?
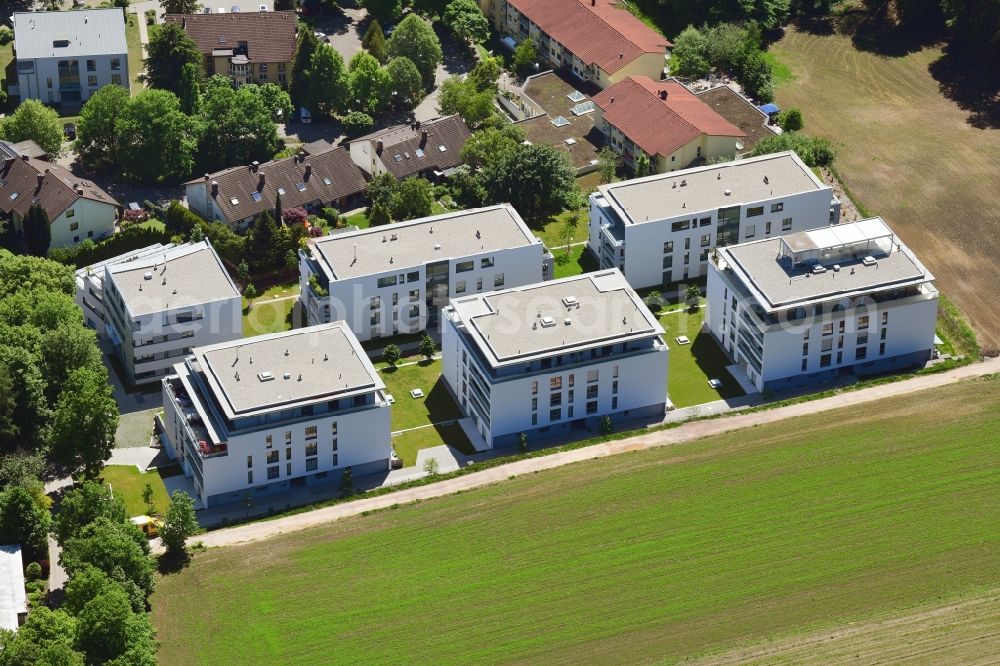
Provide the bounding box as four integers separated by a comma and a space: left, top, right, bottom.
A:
161, 324, 391, 508
706, 218, 938, 393
299, 204, 554, 341
589, 151, 841, 288
76, 243, 175, 339
103, 241, 242, 385
12, 9, 130, 104
442, 270, 668, 449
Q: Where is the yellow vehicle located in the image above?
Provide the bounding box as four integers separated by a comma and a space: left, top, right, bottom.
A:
130, 515, 163, 539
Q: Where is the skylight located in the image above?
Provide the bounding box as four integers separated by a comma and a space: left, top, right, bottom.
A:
277, 187, 285, 195
251, 191, 262, 202
322, 177, 332, 185
438, 145, 447, 152
567, 90, 585, 102
415, 148, 424, 157
230, 197, 239, 205
8, 192, 18, 200
550, 116, 570, 127
394, 154, 403, 162
571, 101, 595, 116
296, 182, 306, 191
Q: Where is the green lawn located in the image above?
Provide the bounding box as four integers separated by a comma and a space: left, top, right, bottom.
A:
379, 359, 461, 432
125, 13, 144, 95
152, 376, 1000, 664
0, 41, 14, 102
243, 298, 296, 337
659, 307, 744, 407
99, 465, 171, 517
392, 422, 475, 467
552, 243, 597, 279
530, 207, 589, 249
343, 211, 370, 229
762, 50, 795, 86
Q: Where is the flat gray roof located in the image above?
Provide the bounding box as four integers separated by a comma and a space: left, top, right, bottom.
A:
14, 9, 128, 60
196, 323, 383, 418
598, 151, 826, 224
0, 544, 25, 632
723, 218, 934, 311
451, 270, 663, 367
108, 241, 239, 316
312, 205, 539, 280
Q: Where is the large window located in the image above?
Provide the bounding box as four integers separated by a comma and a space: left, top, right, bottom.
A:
267, 466, 279, 480
305, 426, 317, 440
494, 273, 505, 288
377, 275, 397, 288
481, 257, 494, 268
746, 206, 764, 217
455, 260, 474, 273
266, 450, 278, 464
671, 220, 690, 232
305, 442, 318, 457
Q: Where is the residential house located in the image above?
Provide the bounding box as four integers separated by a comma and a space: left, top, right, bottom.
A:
0, 155, 119, 248
164, 11, 297, 88
11, 9, 129, 104
185, 145, 367, 230
481, 0, 670, 88
593, 77, 745, 172
706, 218, 938, 392
694, 83, 781, 153
103, 241, 242, 385
588, 151, 841, 288
0, 545, 26, 632
347, 115, 471, 181
299, 204, 553, 341
442, 269, 668, 449
161, 324, 392, 508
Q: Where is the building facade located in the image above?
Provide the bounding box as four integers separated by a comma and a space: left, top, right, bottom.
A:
481, 0, 670, 89
12, 9, 129, 104
442, 269, 668, 449
706, 218, 938, 392
164, 12, 297, 88
589, 151, 841, 288
161, 324, 391, 508
103, 241, 242, 385
299, 205, 554, 341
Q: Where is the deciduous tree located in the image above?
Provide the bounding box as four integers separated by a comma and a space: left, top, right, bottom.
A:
309, 44, 351, 117
443, 0, 489, 43
361, 0, 402, 24
48, 367, 118, 479
512, 38, 538, 77
75, 84, 130, 170
290, 29, 320, 109
0, 485, 51, 558
0, 99, 62, 156
382, 343, 401, 368
160, 490, 198, 556
391, 177, 434, 221
74, 586, 155, 664
386, 14, 443, 89
481, 143, 577, 216
349, 52, 392, 114
52, 481, 128, 545
116, 90, 198, 182
60, 517, 155, 605
161, 0, 201, 13
143, 23, 203, 96
386, 56, 425, 108
197, 76, 281, 172
460, 124, 523, 169
419, 333, 436, 360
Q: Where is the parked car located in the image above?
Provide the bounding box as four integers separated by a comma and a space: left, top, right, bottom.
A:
202, 6, 212, 12
63, 122, 76, 140
299, 107, 312, 124
259, 3, 268, 9
231, 5, 240, 11
217, 6, 226, 12
313, 30, 328, 43
130, 515, 163, 539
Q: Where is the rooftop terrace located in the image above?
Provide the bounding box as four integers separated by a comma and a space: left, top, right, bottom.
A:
598, 151, 825, 224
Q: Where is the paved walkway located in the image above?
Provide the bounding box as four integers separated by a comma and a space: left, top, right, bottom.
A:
106, 446, 167, 471
43, 476, 74, 595
183, 357, 1000, 550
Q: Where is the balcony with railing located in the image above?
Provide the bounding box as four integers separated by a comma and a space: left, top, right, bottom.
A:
165, 378, 229, 460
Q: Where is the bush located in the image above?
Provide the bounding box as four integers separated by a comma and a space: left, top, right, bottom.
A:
0, 27, 13, 46
121, 208, 150, 224
749, 131, 834, 167
25, 561, 42, 582
778, 108, 804, 132
144, 8, 155, 25
341, 111, 375, 137
282, 207, 309, 225
48, 225, 172, 269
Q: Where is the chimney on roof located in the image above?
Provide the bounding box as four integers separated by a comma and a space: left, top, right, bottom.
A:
375, 139, 383, 154
211, 181, 219, 197
304, 163, 312, 179
619, 53, 623, 59
609, 96, 614, 103
21, 154, 29, 162
420, 129, 428, 147
592, 0, 596, 5
250, 161, 259, 172
182, 17, 186, 29
258, 173, 265, 190
204, 173, 210, 182
36, 173, 44, 188
659, 89, 667, 100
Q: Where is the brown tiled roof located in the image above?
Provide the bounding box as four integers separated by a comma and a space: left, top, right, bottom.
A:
594, 77, 744, 157
0, 156, 119, 221
507, 0, 670, 75
188, 146, 368, 223
350, 115, 471, 180
163, 11, 297, 63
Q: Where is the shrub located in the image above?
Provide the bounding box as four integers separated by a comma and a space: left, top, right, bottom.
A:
282, 207, 309, 225
121, 208, 150, 224
342, 111, 375, 136
0, 27, 13, 46
25, 561, 42, 582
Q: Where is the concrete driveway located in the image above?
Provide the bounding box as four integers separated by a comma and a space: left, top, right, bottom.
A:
414, 24, 476, 122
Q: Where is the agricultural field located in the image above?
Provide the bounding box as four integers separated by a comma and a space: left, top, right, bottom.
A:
770, 25, 1000, 348
151, 375, 1000, 664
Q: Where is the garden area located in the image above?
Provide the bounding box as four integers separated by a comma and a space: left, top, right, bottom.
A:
656, 307, 744, 408
125, 13, 144, 95
98, 465, 171, 517
243, 282, 300, 337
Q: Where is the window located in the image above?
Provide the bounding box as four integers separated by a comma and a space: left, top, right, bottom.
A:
266, 450, 278, 464
858, 333, 868, 346
820, 353, 832, 368
882, 312, 889, 325
586, 400, 598, 415
858, 315, 869, 329
332, 454, 338, 466
746, 206, 764, 217
305, 426, 317, 440
550, 393, 562, 407
409, 289, 419, 301
802, 343, 808, 355
613, 365, 619, 378
550, 376, 562, 390
782, 217, 793, 232
684, 238, 691, 250
303, 441, 317, 457
568, 389, 574, 403
285, 430, 292, 443
801, 358, 808, 371
612, 397, 618, 410
612, 380, 618, 394
765, 222, 771, 235
822, 338, 833, 352
247, 455, 253, 468
265, 435, 273, 448
287, 463, 291, 476
392, 292, 398, 306
684, 253, 690, 265
331, 422, 338, 435
531, 381, 537, 395
663, 241, 673, 253
111, 74, 121, 85
549, 408, 561, 421
455, 281, 466, 294
879, 342, 886, 355
407, 271, 420, 282
377, 275, 397, 288
370, 296, 381, 310
699, 217, 711, 227
69, 221, 79, 231
47, 77, 53, 89
700, 234, 711, 247
587, 370, 598, 383
494, 273, 504, 288
286, 447, 291, 460
662, 256, 673, 269
476, 278, 482, 291
332, 438, 338, 451
267, 466, 279, 480
111, 58, 121, 71
531, 397, 537, 411
259, 63, 268, 73
481, 257, 494, 268
568, 373, 574, 387
248, 471, 253, 484
531, 414, 537, 425
881, 327, 888, 340
770, 202, 784, 213
87, 75, 97, 87
856, 347, 867, 360
671, 220, 690, 232
306, 458, 318, 471
455, 260, 474, 273
587, 384, 599, 399
822, 323, 833, 335
86, 59, 96, 72
408, 305, 419, 318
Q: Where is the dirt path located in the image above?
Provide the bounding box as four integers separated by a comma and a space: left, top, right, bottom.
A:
182, 357, 1000, 551
690, 588, 1000, 665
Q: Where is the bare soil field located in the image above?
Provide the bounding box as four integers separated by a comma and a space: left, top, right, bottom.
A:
771, 27, 1000, 348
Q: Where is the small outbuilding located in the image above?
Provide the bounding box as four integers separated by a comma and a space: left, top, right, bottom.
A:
0, 544, 27, 632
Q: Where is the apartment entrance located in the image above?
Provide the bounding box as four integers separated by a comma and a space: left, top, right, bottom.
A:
425, 260, 450, 327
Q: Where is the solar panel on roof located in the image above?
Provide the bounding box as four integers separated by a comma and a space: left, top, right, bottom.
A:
550, 116, 570, 127
567, 90, 585, 102
571, 101, 595, 116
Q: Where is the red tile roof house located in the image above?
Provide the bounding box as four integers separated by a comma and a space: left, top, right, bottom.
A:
184, 144, 368, 230
593, 76, 746, 173
0, 155, 119, 247
481, 0, 671, 89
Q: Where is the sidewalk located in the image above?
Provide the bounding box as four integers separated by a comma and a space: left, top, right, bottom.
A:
182, 357, 1000, 549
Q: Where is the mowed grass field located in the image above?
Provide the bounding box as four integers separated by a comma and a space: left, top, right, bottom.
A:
770, 27, 1000, 347
152, 376, 1000, 664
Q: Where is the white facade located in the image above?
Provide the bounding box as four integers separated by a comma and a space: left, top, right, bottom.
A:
589, 151, 841, 288
0, 545, 26, 632
300, 205, 553, 341
705, 218, 938, 393
442, 270, 668, 449
12, 10, 130, 104
48, 196, 118, 248
103, 241, 242, 385
160, 324, 391, 508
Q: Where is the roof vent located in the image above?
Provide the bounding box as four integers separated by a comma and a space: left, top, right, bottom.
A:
434, 243, 441, 250
143, 272, 153, 280
832, 264, 841, 272
724, 189, 732, 196
540, 316, 556, 328
390, 234, 398, 241
562, 296, 578, 308
862, 256, 877, 267
680, 179, 687, 187
257, 371, 274, 382
283, 372, 291, 379
284, 349, 290, 356
812, 265, 827, 274
763, 175, 769, 184
564, 318, 572, 326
